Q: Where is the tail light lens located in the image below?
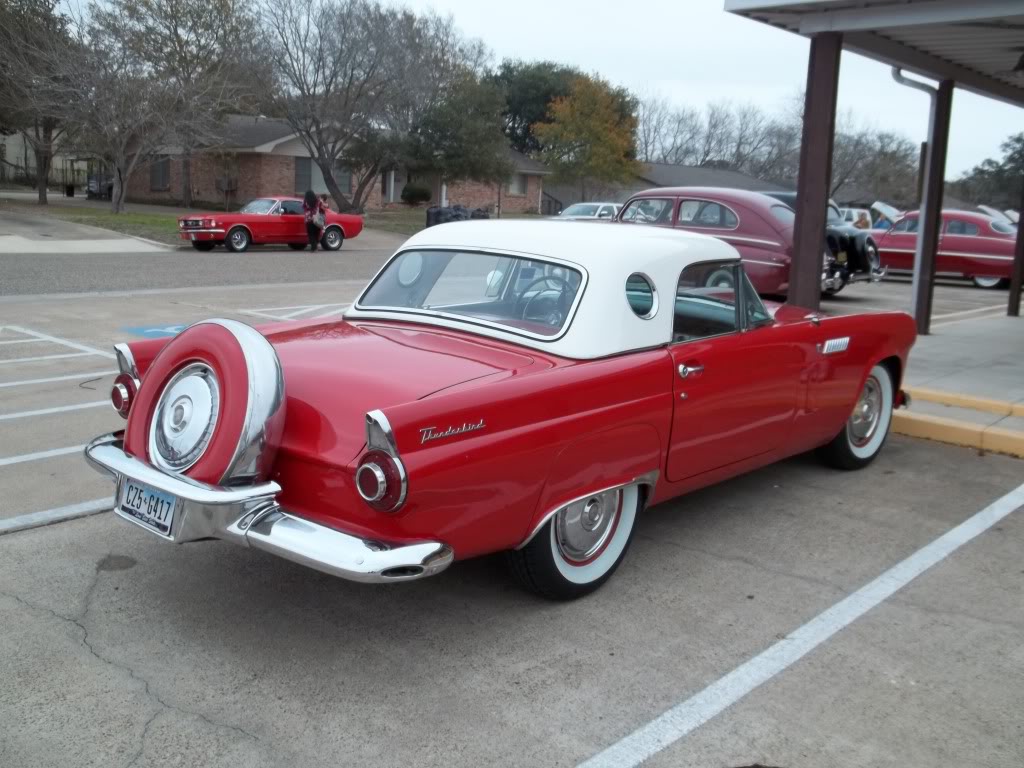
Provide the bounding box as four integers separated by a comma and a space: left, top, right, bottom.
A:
111, 372, 139, 419
356, 449, 406, 512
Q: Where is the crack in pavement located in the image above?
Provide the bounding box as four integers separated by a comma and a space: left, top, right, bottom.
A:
0, 562, 262, 765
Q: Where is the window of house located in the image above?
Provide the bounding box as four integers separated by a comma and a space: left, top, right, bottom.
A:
507, 173, 528, 196
150, 156, 170, 191
677, 199, 738, 229
946, 219, 979, 236
892, 217, 919, 233
295, 157, 351, 196
672, 262, 739, 343
620, 197, 673, 225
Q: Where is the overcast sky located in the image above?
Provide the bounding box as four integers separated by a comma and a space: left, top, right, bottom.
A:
406, 0, 1022, 176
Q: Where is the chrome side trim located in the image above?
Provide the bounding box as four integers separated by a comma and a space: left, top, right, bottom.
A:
723, 235, 782, 248
516, 470, 659, 549
114, 343, 139, 379
366, 409, 399, 455
84, 432, 452, 583
179, 228, 226, 235
742, 258, 787, 268
819, 337, 850, 355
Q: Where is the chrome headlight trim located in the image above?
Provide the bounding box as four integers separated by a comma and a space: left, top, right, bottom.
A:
148, 362, 220, 473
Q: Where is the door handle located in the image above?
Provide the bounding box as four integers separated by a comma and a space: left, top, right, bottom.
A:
678, 363, 704, 379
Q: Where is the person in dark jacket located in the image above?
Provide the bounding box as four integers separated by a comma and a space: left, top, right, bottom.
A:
303, 189, 326, 251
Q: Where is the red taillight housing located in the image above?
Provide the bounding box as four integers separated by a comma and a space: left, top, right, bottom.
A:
356, 449, 406, 512
110, 372, 138, 419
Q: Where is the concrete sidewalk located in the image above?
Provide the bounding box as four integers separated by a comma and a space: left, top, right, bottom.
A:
896, 313, 1024, 456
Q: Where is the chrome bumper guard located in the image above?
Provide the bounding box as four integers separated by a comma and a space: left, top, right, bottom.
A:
84, 433, 453, 583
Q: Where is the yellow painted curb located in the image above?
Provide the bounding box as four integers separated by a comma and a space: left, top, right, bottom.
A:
892, 411, 983, 449
892, 411, 1024, 458
905, 386, 1013, 417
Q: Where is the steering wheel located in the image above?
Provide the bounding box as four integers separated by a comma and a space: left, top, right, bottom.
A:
516, 275, 573, 326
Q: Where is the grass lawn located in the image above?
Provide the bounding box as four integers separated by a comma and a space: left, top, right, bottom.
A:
0, 197, 182, 245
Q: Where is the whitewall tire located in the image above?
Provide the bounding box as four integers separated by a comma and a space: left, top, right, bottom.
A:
972, 276, 1007, 289
506, 484, 642, 600
818, 363, 894, 470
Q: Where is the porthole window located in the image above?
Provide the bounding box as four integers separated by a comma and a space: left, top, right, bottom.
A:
396, 251, 423, 287
625, 273, 658, 319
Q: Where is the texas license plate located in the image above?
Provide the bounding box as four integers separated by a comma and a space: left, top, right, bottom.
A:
119, 480, 177, 535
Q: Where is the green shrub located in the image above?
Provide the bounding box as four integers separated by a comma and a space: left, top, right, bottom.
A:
400, 184, 432, 205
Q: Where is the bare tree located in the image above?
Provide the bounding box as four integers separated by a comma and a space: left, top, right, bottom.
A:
659, 106, 701, 165
261, 0, 398, 211
830, 111, 874, 198
635, 94, 671, 163
0, 0, 77, 203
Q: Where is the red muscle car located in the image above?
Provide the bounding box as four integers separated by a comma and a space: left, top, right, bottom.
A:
874, 209, 1017, 288
178, 196, 364, 253
87, 221, 915, 600
616, 187, 884, 297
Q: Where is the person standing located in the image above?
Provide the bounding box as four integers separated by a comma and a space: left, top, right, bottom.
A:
303, 189, 326, 251
854, 211, 871, 229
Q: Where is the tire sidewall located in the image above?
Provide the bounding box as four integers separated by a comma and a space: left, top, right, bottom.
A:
846, 364, 893, 461
321, 226, 344, 251
226, 227, 250, 252
705, 268, 735, 289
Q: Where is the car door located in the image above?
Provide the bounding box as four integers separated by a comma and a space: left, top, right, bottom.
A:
277, 199, 307, 243
666, 262, 806, 482
877, 214, 918, 270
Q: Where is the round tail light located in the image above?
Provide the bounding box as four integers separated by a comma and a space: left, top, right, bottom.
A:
111, 372, 138, 419
356, 450, 406, 512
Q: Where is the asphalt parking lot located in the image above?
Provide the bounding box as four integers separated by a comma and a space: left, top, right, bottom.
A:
1, 235, 1022, 768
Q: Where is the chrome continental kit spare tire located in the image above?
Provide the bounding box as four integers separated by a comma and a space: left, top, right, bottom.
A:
124, 319, 285, 485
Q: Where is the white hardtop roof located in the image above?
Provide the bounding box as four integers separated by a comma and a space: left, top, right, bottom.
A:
348, 219, 742, 360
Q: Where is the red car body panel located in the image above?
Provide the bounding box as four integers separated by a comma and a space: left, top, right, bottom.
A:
875, 210, 1016, 280
120, 305, 916, 560
616, 187, 794, 295
177, 196, 363, 246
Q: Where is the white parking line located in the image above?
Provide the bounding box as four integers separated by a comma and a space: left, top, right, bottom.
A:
932, 303, 1006, 320
0, 401, 108, 421
3, 325, 116, 359
0, 498, 110, 535
0, 338, 45, 346
0, 370, 117, 389
280, 304, 332, 319
0, 351, 95, 366
578, 480, 1024, 768
314, 304, 350, 318
0, 445, 86, 467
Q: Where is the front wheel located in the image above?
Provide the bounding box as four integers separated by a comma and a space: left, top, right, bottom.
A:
972, 275, 1008, 289
225, 227, 251, 253
506, 484, 642, 600
818, 363, 894, 470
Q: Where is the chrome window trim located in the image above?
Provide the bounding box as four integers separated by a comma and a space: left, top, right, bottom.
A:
721, 235, 783, 248
676, 198, 741, 232
625, 272, 659, 320
516, 470, 659, 549
353, 246, 590, 344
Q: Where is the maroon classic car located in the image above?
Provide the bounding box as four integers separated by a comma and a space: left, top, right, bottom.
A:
178, 197, 364, 253
616, 187, 883, 297
874, 209, 1017, 289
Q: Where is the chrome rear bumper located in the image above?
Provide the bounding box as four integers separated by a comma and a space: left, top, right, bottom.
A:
84, 433, 453, 583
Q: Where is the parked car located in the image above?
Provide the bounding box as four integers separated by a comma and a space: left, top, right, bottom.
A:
86, 221, 915, 600
874, 209, 1018, 289
616, 187, 883, 297
555, 202, 621, 220
177, 196, 364, 253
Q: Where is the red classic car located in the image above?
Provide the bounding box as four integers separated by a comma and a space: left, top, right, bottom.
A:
178, 196, 364, 253
874, 209, 1017, 288
616, 187, 884, 297
86, 221, 915, 600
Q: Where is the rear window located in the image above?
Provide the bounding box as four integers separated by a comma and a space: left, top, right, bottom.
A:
946, 220, 980, 236
770, 205, 795, 226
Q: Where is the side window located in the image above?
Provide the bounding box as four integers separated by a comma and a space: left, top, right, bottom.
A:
625, 273, 657, 318
946, 219, 979, 236
677, 199, 738, 229
740, 269, 772, 326
620, 198, 673, 225
672, 263, 739, 343
893, 217, 919, 233
279, 200, 303, 215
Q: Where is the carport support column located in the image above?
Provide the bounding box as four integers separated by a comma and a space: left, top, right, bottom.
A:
790, 32, 842, 312
911, 79, 953, 335
1008, 177, 1024, 317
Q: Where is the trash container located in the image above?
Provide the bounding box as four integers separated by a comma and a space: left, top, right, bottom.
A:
64, 184, 74, 197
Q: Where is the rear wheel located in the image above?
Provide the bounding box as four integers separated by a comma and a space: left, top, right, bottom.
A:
972, 275, 1008, 289
225, 227, 250, 253
190, 242, 215, 252
321, 226, 344, 251
818, 364, 894, 470
506, 484, 642, 600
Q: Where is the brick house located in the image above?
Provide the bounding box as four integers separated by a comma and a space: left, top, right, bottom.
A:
128, 114, 548, 212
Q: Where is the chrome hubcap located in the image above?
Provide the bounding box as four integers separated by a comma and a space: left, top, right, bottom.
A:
848, 375, 881, 447
232, 231, 245, 246
325, 229, 339, 247
554, 488, 621, 563
150, 363, 220, 472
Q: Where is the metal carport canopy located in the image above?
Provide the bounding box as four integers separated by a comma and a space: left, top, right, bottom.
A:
724, 0, 1024, 328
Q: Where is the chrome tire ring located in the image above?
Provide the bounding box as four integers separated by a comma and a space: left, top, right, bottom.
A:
845, 364, 893, 460
149, 363, 220, 473
554, 488, 622, 564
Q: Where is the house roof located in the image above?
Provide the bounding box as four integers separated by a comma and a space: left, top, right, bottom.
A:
510, 149, 548, 175
637, 163, 792, 192
214, 114, 295, 150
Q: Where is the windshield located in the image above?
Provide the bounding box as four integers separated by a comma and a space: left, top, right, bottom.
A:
239, 198, 277, 214
991, 220, 1017, 235
826, 204, 843, 224
358, 250, 585, 338
562, 204, 599, 217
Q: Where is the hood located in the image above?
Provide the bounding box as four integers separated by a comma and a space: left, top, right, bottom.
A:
264, 320, 542, 466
